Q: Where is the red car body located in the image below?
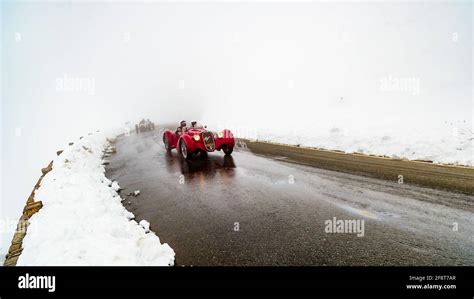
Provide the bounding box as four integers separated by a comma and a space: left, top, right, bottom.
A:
163, 126, 235, 159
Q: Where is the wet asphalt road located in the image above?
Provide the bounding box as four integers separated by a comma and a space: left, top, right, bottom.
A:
106, 130, 474, 266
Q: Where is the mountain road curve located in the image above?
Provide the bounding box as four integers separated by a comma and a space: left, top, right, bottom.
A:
105, 130, 474, 266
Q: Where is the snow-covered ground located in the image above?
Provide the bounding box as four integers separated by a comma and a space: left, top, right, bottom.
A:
0, 246, 5, 265
259, 125, 473, 166
207, 120, 473, 167
16, 132, 175, 266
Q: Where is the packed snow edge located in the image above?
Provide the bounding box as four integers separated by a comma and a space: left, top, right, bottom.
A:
17, 131, 175, 266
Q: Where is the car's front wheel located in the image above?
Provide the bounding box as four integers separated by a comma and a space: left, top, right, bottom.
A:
222, 145, 233, 156
180, 139, 189, 160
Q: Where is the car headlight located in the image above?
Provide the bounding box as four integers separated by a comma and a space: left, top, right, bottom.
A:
193, 134, 200, 141
217, 131, 224, 138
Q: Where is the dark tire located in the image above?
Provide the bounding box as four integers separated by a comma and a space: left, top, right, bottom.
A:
199, 150, 208, 159
163, 135, 171, 152
180, 139, 189, 160
223, 145, 233, 156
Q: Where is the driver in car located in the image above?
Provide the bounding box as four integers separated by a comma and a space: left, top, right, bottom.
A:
176, 120, 187, 135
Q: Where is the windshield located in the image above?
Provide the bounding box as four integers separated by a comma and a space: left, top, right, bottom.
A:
190, 122, 204, 129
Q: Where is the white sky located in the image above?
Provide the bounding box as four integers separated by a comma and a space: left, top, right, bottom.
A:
1, 1, 472, 250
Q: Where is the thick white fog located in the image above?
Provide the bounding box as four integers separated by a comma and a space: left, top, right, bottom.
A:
1, 1, 472, 251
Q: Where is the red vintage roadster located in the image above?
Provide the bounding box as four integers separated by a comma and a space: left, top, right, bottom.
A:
163, 121, 235, 159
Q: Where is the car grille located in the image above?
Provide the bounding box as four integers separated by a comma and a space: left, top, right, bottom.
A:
202, 131, 215, 151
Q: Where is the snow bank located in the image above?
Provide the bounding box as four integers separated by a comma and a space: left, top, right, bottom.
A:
260, 125, 472, 166
0, 246, 5, 265
214, 121, 473, 167
17, 132, 175, 266
139, 220, 150, 233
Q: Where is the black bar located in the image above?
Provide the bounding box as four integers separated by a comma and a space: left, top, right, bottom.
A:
0, 267, 472, 298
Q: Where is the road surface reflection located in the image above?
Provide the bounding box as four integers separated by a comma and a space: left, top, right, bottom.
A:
164, 151, 236, 182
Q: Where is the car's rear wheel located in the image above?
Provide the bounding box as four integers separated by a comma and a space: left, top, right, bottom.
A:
163, 135, 171, 151
180, 139, 189, 160
223, 145, 233, 156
